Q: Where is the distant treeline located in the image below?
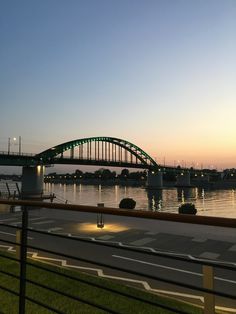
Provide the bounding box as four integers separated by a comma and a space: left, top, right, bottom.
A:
45, 168, 147, 181
41, 168, 236, 182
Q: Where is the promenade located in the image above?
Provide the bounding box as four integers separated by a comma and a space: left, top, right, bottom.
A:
26, 207, 236, 264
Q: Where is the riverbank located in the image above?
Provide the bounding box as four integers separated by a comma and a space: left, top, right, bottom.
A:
44, 178, 236, 189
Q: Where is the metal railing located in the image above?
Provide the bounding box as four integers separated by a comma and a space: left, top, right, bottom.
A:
0, 151, 35, 156
0, 198, 236, 314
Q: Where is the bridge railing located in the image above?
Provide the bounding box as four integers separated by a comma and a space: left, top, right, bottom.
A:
0, 199, 236, 314
0, 151, 35, 157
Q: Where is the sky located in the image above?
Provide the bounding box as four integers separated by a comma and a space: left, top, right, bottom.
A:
0, 0, 236, 174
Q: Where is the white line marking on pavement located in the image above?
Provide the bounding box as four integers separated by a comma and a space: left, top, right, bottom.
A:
10, 221, 22, 225
0, 231, 33, 239
0, 218, 21, 222
32, 220, 54, 225
47, 227, 63, 232
112, 254, 201, 276
29, 217, 47, 221
215, 276, 236, 284
0, 231, 17, 237
0, 245, 16, 252
113, 255, 236, 285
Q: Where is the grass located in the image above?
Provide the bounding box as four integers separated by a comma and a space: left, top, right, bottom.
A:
0, 250, 204, 314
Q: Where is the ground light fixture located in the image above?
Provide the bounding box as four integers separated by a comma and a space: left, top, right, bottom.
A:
97, 213, 105, 229
97, 203, 105, 229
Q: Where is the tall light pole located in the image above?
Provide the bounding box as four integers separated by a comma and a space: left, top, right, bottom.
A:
7, 136, 21, 154
19, 136, 22, 155
8, 137, 10, 154
13, 137, 17, 153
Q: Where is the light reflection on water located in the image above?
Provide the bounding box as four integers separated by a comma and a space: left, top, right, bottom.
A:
44, 183, 236, 218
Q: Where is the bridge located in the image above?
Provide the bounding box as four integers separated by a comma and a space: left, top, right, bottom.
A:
0, 136, 213, 198
0, 137, 158, 170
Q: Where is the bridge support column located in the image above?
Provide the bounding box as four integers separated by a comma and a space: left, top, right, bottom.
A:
176, 172, 191, 187
147, 170, 163, 189
21, 166, 45, 199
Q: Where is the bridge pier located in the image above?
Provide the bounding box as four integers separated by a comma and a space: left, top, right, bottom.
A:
176, 171, 191, 187
21, 166, 45, 199
147, 170, 163, 189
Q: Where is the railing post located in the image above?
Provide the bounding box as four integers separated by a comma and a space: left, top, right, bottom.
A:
6, 182, 11, 198
19, 206, 28, 314
16, 230, 21, 260
203, 265, 215, 314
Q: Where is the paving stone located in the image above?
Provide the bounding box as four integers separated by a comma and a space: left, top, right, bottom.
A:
109, 229, 148, 243
130, 237, 156, 246
229, 244, 236, 252
148, 233, 193, 251
218, 251, 236, 263
199, 252, 220, 259
145, 231, 159, 235
192, 237, 207, 243
97, 235, 115, 240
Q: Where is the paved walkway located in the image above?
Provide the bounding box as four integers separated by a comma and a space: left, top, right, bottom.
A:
25, 208, 236, 264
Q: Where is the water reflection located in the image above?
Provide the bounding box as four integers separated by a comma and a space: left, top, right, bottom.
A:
44, 183, 236, 218
98, 184, 102, 203
73, 183, 76, 203
177, 187, 197, 202
147, 189, 163, 211
232, 189, 235, 206
114, 185, 119, 203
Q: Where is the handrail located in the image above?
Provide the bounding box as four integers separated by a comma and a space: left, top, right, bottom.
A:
0, 198, 236, 228
0, 151, 35, 156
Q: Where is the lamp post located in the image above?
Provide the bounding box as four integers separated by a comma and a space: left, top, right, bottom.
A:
7, 136, 22, 154
7, 137, 16, 154
8, 138, 10, 154
19, 136, 22, 155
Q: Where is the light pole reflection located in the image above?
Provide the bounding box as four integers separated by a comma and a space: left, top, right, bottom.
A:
147, 189, 163, 211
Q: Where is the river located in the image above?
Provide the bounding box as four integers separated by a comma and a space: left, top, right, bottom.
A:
44, 183, 236, 218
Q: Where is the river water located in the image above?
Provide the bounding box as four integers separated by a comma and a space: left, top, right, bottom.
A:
44, 183, 236, 218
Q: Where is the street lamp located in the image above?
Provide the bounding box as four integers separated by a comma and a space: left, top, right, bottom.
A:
8, 138, 10, 154
7, 136, 22, 154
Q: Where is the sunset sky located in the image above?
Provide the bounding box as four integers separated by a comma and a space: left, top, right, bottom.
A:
1, 0, 236, 173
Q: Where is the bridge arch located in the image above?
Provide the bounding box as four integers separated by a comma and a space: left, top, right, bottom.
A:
36, 136, 158, 169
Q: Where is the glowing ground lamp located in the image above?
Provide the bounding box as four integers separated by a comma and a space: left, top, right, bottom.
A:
97, 203, 105, 229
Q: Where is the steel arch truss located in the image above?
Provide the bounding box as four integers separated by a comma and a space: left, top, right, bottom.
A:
36, 137, 158, 169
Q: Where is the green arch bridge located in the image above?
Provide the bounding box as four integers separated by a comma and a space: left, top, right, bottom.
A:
0, 136, 159, 170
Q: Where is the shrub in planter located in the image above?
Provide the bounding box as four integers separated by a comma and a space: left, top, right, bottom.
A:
119, 198, 136, 209
178, 203, 197, 215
